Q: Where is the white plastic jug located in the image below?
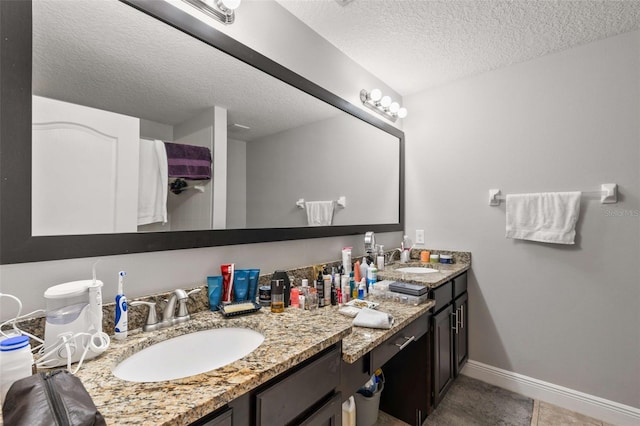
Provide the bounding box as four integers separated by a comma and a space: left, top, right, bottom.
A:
0, 335, 34, 404
342, 395, 356, 426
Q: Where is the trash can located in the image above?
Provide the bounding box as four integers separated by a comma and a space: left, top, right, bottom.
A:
354, 371, 385, 426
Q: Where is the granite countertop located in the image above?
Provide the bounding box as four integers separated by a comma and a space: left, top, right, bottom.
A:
73, 299, 439, 425
29, 255, 471, 426
340, 256, 470, 363
75, 308, 352, 426
339, 299, 435, 363
377, 259, 470, 288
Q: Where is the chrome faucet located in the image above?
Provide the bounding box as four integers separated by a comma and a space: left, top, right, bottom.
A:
388, 248, 403, 263
130, 288, 201, 333
161, 288, 201, 327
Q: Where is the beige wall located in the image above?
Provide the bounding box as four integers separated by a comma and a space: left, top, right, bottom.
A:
403, 30, 640, 408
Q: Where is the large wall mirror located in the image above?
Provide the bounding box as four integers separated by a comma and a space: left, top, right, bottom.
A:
0, 0, 404, 264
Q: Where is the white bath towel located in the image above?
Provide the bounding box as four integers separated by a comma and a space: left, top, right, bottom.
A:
352, 308, 394, 329
505, 191, 581, 244
305, 201, 335, 226
137, 139, 168, 225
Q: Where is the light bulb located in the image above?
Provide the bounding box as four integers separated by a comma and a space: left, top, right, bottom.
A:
370, 89, 382, 102
389, 102, 400, 113
380, 96, 392, 108
397, 107, 408, 118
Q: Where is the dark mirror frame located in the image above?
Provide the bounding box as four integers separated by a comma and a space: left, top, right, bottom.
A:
0, 0, 404, 265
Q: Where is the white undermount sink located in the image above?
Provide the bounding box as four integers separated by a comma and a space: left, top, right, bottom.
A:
395, 267, 439, 274
112, 328, 264, 382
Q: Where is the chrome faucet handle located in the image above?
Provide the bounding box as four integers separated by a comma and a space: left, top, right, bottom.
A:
176, 288, 202, 319
187, 288, 201, 297
130, 301, 160, 332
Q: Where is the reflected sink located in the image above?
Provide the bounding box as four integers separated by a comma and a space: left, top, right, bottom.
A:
396, 267, 439, 274
113, 328, 264, 382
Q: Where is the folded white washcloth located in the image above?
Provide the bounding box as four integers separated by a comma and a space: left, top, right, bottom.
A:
505, 191, 581, 244
137, 139, 168, 225
305, 200, 335, 226
352, 308, 394, 329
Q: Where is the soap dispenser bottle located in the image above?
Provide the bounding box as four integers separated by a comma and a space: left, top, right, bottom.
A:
271, 270, 291, 306
376, 245, 385, 271
401, 235, 412, 263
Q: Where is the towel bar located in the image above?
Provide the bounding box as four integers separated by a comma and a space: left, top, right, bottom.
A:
296, 196, 347, 209
489, 183, 617, 206
169, 178, 206, 195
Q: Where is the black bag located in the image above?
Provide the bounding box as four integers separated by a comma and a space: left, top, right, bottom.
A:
2, 370, 106, 426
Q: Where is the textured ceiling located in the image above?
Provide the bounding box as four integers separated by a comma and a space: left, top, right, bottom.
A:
277, 0, 640, 96
33, 0, 338, 142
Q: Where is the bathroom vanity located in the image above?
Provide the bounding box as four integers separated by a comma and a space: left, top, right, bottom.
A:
68, 255, 469, 426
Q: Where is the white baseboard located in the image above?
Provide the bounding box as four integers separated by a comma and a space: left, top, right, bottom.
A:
461, 360, 640, 426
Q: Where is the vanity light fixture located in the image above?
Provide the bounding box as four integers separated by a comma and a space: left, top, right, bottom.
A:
182, 0, 241, 25
360, 89, 407, 122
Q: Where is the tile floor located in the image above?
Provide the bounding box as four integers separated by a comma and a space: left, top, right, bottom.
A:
532, 400, 612, 426
376, 400, 609, 425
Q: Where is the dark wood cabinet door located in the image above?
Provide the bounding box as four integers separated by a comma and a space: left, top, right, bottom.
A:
454, 292, 469, 377
432, 305, 454, 408
298, 392, 342, 426
380, 330, 431, 425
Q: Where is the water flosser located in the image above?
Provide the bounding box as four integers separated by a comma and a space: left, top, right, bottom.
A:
88, 262, 103, 333
114, 271, 128, 340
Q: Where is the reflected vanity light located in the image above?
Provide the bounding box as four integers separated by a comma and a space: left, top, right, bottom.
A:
359, 89, 407, 122
181, 0, 240, 25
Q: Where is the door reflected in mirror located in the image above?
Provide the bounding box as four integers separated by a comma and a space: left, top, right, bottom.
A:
32, 0, 400, 236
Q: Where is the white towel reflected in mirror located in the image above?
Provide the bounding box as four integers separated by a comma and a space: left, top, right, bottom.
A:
305, 201, 335, 226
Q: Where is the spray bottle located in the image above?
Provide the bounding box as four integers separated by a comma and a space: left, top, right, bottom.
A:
114, 271, 128, 340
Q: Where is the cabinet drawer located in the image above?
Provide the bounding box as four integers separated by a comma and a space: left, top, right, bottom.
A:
431, 280, 453, 313
371, 313, 429, 371
192, 407, 232, 426
256, 346, 340, 425
453, 272, 467, 299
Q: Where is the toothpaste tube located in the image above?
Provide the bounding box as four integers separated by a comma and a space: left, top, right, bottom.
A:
221, 263, 235, 303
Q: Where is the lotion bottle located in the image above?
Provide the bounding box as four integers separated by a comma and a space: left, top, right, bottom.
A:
359, 257, 369, 285
367, 262, 377, 293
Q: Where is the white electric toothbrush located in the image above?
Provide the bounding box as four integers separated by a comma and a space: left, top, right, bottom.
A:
114, 271, 128, 340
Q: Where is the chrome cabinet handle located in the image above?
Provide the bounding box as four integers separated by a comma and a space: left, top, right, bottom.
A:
395, 335, 415, 350
451, 311, 459, 334
459, 305, 464, 329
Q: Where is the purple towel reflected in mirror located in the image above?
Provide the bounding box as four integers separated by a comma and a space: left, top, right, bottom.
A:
164, 142, 212, 180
